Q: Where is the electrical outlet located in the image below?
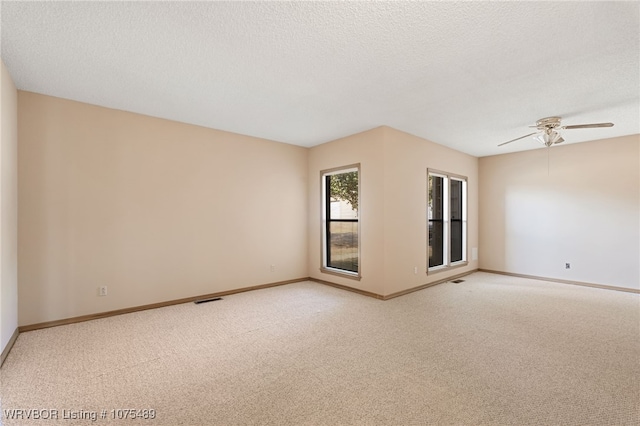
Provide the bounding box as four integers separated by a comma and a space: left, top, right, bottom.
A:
565, 263, 571, 269
99, 286, 108, 296
414, 266, 418, 274
270, 264, 276, 272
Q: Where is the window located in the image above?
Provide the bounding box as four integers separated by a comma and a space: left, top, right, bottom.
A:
428, 170, 467, 271
322, 166, 359, 277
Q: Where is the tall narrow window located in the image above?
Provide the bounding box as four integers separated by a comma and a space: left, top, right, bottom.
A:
449, 178, 464, 263
428, 173, 446, 268
428, 170, 467, 271
322, 166, 359, 276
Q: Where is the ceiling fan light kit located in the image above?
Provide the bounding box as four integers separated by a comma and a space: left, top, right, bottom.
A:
499, 116, 614, 148
534, 129, 564, 147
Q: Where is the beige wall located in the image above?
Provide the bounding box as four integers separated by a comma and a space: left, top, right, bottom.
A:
1, 61, 19, 352
18, 92, 308, 326
479, 135, 640, 290
308, 127, 387, 295
15, 88, 636, 328
308, 126, 479, 297
382, 127, 479, 295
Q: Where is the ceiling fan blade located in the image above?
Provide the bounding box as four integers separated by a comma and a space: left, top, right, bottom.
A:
498, 132, 538, 146
562, 123, 614, 129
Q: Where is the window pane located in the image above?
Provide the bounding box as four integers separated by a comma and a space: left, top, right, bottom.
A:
429, 220, 444, 268
428, 175, 444, 220
450, 179, 463, 262
450, 220, 463, 263
450, 179, 462, 220
328, 172, 358, 219
429, 174, 445, 268
328, 221, 358, 272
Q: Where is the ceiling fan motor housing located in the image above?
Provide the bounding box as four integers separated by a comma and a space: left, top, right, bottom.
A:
536, 116, 562, 130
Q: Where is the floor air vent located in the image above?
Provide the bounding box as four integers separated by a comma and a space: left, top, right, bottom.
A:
194, 297, 222, 304
451, 279, 465, 284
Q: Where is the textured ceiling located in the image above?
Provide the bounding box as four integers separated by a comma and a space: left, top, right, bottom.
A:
1, 1, 639, 157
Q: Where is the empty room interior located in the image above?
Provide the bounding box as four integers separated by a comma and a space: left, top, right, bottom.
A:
0, 2, 639, 425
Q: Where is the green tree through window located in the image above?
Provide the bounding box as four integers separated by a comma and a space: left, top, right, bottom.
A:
329, 171, 358, 211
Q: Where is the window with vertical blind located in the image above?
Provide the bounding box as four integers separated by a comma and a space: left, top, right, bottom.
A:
321, 165, 360, 278
428, 170, 467, 272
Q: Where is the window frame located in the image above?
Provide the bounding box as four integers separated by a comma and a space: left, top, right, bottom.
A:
427, 169, 468, 274
320, 164, 361, 280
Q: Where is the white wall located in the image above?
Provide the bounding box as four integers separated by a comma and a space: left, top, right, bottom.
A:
479, 135, 640, 290
1, 60, 19, 353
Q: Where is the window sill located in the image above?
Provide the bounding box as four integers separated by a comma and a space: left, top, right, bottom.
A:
427, 261, 468, 275
320, 267, 362, 281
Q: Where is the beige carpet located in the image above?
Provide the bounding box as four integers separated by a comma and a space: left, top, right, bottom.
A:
1, 272, 639, 425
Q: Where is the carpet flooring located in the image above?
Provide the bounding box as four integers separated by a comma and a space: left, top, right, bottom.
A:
1, 272, 638, 425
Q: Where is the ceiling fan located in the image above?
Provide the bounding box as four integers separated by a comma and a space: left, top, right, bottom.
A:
498, 116, 614, 147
